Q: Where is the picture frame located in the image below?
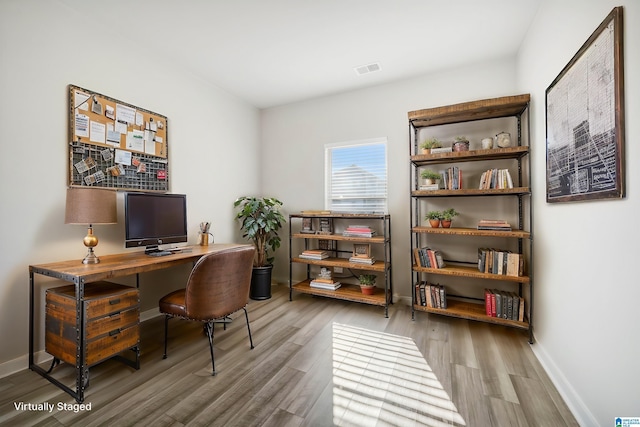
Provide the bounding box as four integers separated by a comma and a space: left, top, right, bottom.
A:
352, 243, 371, 258
545, 6, 625, 203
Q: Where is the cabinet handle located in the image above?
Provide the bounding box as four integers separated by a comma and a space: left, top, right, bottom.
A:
109, 329, 121, 336
109, 298, 121, 305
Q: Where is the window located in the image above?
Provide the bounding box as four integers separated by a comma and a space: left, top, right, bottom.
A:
325, 137, 388, 213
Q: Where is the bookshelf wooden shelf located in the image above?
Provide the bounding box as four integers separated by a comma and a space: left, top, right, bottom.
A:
413, 299, 529, 330
292, 280, 390, 307
291, 233, 388, 244
412, 187, 530, 197
409, 94, 534, 343
413, 226, 530, 239
410, 146, 529, 166
292, 257, 388, 272
412, 264, 530, 283
289, 213, 392, 316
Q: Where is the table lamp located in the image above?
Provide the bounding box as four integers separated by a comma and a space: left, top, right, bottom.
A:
65, 187, 117, 264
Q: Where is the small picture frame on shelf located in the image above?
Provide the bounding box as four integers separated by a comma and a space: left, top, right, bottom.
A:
319, 218, 333, 234
352, 243, 371, 258
300, 217, 315, 234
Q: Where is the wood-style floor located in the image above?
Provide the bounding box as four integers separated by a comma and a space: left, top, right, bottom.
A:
1, 285, 578, 426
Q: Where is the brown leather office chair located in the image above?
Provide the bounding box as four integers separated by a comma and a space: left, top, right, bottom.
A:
159, 246, 255, 375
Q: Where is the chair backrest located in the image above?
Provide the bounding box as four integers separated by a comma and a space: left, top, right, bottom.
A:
184, 246, 255, 321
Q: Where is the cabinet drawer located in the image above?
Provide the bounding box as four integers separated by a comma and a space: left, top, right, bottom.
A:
85, 324, 139, 366
85, 307, 138, 339
46, 281, 139, 320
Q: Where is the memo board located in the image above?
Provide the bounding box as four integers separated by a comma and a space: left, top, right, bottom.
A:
68, 85, 170, 192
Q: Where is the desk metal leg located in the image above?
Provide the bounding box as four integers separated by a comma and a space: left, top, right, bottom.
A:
28, 272, 88, 403
29, 271, 34, 369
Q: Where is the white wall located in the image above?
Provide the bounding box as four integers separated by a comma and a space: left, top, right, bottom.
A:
263, 2, 640, 425
517, 1, 640, 425
261, 58, 519, 298
0, 0, 261, 372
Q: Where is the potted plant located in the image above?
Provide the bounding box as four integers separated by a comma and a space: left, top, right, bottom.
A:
420, 169, 441, 186
358, 274, 377, 295
425, 211, 442, 228
440, 208, 459, 228
234, 196, 286, 300
419, 137, 443, 154
453, 136, 470, 152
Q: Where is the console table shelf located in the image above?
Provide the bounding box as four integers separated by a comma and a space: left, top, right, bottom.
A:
289, 213, 392, 316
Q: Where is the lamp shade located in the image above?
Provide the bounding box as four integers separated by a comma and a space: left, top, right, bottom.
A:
65, 187, 117, 224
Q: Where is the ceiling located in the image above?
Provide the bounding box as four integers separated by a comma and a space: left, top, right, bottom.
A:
59, 0, 541, 109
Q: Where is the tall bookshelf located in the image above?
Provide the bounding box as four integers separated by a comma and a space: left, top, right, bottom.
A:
408, 94, 534, 343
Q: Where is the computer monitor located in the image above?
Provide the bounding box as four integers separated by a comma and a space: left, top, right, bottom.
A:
124, 192, 188, 252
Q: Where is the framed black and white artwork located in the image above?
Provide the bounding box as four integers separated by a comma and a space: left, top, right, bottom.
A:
545, 6, 625, 203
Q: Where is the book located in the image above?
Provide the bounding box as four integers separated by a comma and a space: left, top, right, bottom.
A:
477, 219, 511, 231
348, 256, 375, 264
429, 146, 452, 154
506, 253, 521, 276
439, 285, 447, 309
484, 289, 493, 316
419, 184, 440, 191
301, 210, 331, 214
309, 280, 341, 290
299, 250, 330, 260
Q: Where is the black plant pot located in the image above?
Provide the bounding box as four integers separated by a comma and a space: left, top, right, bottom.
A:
250, 265, 273, 300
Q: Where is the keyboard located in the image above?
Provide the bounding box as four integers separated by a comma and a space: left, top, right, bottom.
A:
147, 250, 172, 257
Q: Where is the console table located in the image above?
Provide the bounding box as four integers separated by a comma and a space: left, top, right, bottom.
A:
29, 243, 251, 403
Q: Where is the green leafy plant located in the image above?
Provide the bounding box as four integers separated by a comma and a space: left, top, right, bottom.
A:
425, 211, 442, 220
420, 137, 443, 150
234, 196, 286, 267
358, 274, 377, 286
420, 169, 441, 180
441, 208, 459, 221
454, 136, 469, 142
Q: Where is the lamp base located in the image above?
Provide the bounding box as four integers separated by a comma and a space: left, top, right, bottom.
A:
82, 248, 100, 264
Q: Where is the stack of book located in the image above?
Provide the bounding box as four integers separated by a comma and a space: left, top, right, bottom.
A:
414, 282, 447, 309
310, 268, 341, 290
429, 146, 452, 154
477, 248, 523, 276
478, 168, 514, 189
299, 249, 330, 260
484, 289, 524, 322
310, 279, 341, 290
477, 219, 512, 231
348, 255, 376, 265
342, 225, 376, 238
419, 183, 440, 191
413, 247, 445, 269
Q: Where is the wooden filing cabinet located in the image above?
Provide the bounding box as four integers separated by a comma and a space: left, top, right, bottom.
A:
45, 281, 140, 367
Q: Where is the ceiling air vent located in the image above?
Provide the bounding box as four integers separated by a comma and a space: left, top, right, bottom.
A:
354, 62, 382, 76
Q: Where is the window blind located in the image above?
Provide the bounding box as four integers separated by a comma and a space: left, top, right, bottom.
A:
325, 138, 388, 213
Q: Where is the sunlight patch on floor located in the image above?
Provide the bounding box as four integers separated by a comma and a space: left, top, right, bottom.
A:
332, 323, 466, 427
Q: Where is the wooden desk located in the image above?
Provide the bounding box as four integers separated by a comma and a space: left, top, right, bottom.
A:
29, 243, 251, 403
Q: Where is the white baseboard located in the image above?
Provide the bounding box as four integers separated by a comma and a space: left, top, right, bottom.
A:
531, 340, 597, 427
0, 307, 163, 380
